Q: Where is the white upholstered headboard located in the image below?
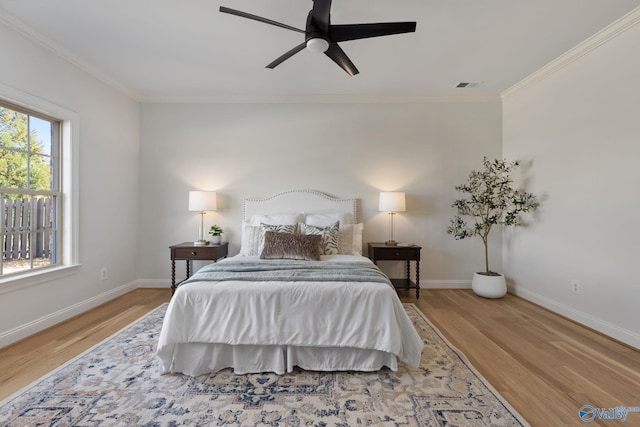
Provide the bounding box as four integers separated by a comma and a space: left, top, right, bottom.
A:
243, 190, 358, 222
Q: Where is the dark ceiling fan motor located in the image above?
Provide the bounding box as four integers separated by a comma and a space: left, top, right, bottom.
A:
219, 0, 417, 76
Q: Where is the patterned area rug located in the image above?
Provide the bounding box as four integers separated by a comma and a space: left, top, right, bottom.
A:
0, 303, 529, 426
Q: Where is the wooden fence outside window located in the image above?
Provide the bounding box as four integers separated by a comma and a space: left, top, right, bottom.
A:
2, 197, 54, 261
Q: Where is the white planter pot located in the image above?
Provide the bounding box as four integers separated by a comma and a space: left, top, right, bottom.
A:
472, 272, 507, 299
210, 235, 221, 245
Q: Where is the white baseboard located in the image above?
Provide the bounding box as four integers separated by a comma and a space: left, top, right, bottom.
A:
0, 281, 137, 348
6, 278, 635, 353
511, 286, 640, 350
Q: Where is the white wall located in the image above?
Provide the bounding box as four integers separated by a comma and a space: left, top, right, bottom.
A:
4, 4, 638, 352
0, 14, 505, 347
0, 21, 140, 345
502, 16, 640, 348
138, 100, 503, 286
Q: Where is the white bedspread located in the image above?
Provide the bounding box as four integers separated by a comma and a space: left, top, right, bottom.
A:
157, 255, 423, 374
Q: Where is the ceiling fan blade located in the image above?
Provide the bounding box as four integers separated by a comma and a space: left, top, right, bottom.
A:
330, 22, 417, 42
266, 42, 308, 69
219, 6, 305, 34
311, 0, 332, 33
324, 43, 359, 76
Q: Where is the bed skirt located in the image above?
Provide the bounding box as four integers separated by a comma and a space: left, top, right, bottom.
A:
159, 343, 399, 376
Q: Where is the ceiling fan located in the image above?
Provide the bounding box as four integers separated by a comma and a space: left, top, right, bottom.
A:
219, 0, 417, 76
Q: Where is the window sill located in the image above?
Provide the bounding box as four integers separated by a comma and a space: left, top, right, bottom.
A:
0, 264, 81, 295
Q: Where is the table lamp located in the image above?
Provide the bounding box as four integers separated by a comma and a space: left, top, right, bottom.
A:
379, 191, 406, 246
188, 191, 217, 246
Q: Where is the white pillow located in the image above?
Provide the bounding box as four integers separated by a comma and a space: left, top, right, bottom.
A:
304, 212, 353, 227
338, 223, 364, 255
299, 221, 339, 255
240, 221, 261, 256
248, 213, 302, 226
241, 214, 302, 256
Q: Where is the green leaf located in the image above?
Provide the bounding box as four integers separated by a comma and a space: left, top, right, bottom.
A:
447, 157, 540, 272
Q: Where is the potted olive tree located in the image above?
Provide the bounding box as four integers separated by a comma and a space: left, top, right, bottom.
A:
447, 157, 539, 298
208, 225, 224, 245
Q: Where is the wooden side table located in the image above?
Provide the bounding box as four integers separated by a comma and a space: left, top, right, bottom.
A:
368, 242, 421, 299
169, 242, 228, 295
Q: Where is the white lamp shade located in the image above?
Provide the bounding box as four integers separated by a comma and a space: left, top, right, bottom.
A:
188, 191, 217, 212
379, 191, 406, 212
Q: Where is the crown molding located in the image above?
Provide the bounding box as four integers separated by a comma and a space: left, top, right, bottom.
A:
0, 10, 141, 101
0, 9, 502, 106
140, 94, 502, 104
502, 6, 640, 99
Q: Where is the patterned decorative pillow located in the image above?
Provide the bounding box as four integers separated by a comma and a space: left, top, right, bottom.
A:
338, 223, 364, 255
298, 221, 339, 255
260, 231, 321, 260
258, 223, 297, 254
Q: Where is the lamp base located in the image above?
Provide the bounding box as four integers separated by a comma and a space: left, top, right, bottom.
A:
193, 240, 210, 246
385, 240, 398, 246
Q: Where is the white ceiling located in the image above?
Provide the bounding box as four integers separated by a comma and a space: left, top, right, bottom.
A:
1, 0, 639, 101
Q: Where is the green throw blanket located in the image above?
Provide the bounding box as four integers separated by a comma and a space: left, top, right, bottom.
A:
180, 259, 392, 287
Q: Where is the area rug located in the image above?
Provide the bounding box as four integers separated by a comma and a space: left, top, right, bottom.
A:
0, 303, 529, 426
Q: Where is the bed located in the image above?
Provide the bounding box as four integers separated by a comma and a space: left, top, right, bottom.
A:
157, 190, 423, 376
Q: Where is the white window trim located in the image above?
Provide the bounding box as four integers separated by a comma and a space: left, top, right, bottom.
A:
0, 82, 80, 291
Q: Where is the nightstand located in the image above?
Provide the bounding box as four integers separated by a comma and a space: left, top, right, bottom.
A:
169, 242, 228, 295
368, 242, 421, 299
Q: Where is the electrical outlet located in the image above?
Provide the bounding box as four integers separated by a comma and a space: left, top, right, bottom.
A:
571, 279, 580, 294
100, 267, 108, 281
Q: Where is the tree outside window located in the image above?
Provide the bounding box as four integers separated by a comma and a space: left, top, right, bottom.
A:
0, 104, 59, 275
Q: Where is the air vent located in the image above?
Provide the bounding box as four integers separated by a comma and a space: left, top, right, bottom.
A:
456, 82, 483, 88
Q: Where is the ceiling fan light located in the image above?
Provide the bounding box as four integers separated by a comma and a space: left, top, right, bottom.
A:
306, 38, 329, 53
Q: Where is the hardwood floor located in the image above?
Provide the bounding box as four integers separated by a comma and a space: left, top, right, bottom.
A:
399, 289, 640, 426
0, 289, 170, 402
1, 288, 638, 426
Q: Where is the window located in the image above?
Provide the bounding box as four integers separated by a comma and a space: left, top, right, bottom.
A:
0, 84, 78, 288
0, 101, 61, 276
